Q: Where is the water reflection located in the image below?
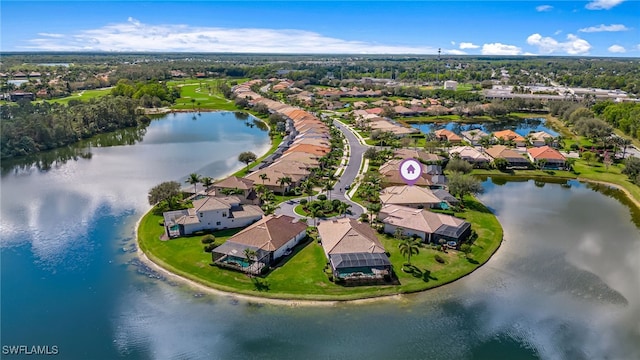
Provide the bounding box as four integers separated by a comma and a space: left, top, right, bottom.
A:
411, 117, 558, 137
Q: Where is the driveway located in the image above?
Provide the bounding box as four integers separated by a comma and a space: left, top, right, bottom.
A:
275, 120, 370, 221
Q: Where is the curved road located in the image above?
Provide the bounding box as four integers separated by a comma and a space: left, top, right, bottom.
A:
276, 119, 370, 221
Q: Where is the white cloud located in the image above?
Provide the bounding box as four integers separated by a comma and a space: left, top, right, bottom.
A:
37, 32, 65, 38
446, 49, 467, 55
608, 45, 626, 53
451, 41, 456, 46
481, 43, 522, 55
526, 33, 591, 55
585, 0, 625, 10
554, 30, 563, 35
459, 42, 480, 49
20, 18, 437, 54
536, 5, 553, 12
579, 24, 630, 32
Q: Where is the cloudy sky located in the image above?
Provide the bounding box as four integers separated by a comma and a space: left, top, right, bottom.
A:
1, 1, 638, 56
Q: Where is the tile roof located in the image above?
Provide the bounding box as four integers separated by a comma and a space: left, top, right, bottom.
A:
379, 204, 469, 235
213, 176, 254, 190
493, 130, 526, 142
484, 145, 526, 161
527, 146, 566, 161
434, 129, 462, 142
317, 218, 386, 256
226, 214, 307, 252
379, 185, 442, 206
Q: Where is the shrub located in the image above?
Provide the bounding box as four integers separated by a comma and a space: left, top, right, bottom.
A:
435, 254, 445, 264
203, 243, 217, 253
300, 199, 308, 205
201, 235, 216, 244
317, 194, 327, 201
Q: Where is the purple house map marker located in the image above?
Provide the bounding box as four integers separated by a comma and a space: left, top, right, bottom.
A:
399, 158, 421, 186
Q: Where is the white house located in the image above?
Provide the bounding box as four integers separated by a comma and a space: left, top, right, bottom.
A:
211, 214, 307, 274
163, 195, 263, 238
444, 80, 458, 91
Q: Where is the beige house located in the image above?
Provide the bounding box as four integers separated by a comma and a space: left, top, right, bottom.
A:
379, 185, 442, 209
529, 131, 557, 147
393, 149, 443, 164
209, 176, 258, 204
212, 214, 307, 274
378, 204, 471, 245
484, 145, 531, 168
449, 146, 491, 166
317, 218, 391, 282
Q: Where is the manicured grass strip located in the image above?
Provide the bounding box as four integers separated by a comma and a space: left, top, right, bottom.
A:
45, 88, 113, 105
231, 133, 282, 177
138, 196, 504, 301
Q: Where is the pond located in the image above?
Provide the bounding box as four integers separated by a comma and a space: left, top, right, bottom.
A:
411, 117, 558, 137
1, 112, 638, 359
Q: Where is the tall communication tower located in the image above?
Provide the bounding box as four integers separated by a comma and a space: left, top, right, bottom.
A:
436, 48, 441, 85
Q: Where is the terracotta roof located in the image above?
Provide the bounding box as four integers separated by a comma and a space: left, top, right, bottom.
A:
493, 130, 525, 142
226, 214, 307, 252
527, 146, 566, 161
317, 218, 386, 256
434, 129, 462, 142
214, 176, 254, 190
379, 159, 433, 186
285, 144, 330, 156
192, 196, 240, 212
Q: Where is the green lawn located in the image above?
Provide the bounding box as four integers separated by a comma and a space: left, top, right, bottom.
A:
45, 87, 113, 105
138, 196, 504, 301
171, 79, 245, 111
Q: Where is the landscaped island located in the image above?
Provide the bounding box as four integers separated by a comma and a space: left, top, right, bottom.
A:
137, 194, 503, 301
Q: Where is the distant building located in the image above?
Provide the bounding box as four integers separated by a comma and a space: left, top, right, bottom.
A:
444, 80, 458, 91
9, 91, 35, 102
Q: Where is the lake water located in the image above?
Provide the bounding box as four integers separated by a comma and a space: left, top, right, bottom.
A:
2, 112, 639, 359
411, 117, 559, 137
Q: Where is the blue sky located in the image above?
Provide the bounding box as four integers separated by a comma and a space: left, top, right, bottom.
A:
1, 1, 639, 56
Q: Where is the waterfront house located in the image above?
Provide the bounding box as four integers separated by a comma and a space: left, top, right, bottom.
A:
209, 176, 258, 205
393, 149, 443, 164
379, 159, 433, 187
493, 130, 526, 147
211, 214, 307, 274
434, 129, 463, 143
317, 218, 392, 283
448, 146, 491, 167
529, 131, 557, 147
485, 145, 531, 168
379, 185, 442, 209
163, 196, 263, 238
527, 146, 566, 169
461, 130, 489, 146
378, 204, 471, 245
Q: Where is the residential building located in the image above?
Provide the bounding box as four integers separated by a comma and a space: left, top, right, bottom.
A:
444, 80, 458, 91
493, 130, 526, 147
379, 159, 433, 187
527, 146, 566, 169
163, 196, 263, 238
212, 214, 307, 274
379, 185, 443, 209
209, 176, 258, 205
393, 149, 443, 164
529, 131, 557, 147
449, 146, 491, 167
485, 145, 531, 168
317, 218, 392, 282
461, 130, 489, 146
378, 204, 471, 245
434, 129, 463, 143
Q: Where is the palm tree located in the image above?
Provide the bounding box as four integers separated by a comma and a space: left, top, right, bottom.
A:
309, 207, 321, 227
398, 237, 421, 266
259, 173, 269, 184
277, 176, 293, 195
337, 202, 351, 218
323, 180, 334, 200
301, 179, 314, 202
201, 176, 214, 192
186, 173, 201, 195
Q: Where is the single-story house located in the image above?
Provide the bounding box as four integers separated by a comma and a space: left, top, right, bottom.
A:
431, 189, 459, 207
212, 214, 307, 274
393, 149, 443, 164
527, 146, 567, 169
529, 131, 557, 147
379, 159, 433, 187
449, 146, 491, 167
461, 130, 489, 146
317, 218, 392, 282
434, 129, 463, 143
163, 196, 263, 238
493, 130, 526, 147
378, 204, 471, 245
379, 185, 443, 209
484, 145, 531, 168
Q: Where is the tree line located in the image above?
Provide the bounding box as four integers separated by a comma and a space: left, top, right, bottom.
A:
0, 96, 151, 159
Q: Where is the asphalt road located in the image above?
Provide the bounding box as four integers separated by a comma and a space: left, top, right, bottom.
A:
276, 120, 369, 221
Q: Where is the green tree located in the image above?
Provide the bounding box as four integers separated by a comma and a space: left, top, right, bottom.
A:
185, 173, 201, 195
201, 176, 214, 192
445, 158, 473, 174
398, 237, 421, 265
581, 151, 596, 165
277, 176, 293, 194
493, 157, 509, 171
238, 151, 257, 170
244, 248, 258, 275
447, 172, 484, 202
259, 173, 269, 184
148, 181, 181, 205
